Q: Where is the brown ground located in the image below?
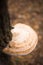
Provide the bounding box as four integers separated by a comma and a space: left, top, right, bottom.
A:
1, 0, 43, 65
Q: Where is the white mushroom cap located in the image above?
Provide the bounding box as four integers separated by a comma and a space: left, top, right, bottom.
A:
3, 23, 38, 56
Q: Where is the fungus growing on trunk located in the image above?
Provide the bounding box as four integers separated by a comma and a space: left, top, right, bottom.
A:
3, 23, 38, 56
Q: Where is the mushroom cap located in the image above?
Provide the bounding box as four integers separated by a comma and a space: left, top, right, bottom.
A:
3, 23, 38, 56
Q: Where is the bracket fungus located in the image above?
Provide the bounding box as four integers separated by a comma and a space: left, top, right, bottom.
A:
3, 23, 38, 56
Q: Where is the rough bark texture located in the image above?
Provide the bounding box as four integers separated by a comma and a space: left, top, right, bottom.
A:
0, 0, 12, 65
0, 0, 12, 50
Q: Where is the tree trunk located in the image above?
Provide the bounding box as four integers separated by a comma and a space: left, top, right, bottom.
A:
0, 0, 12, 65
0, 0, 12, 50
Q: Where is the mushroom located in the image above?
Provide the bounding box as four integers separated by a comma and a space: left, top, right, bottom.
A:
3, 23, 38, 56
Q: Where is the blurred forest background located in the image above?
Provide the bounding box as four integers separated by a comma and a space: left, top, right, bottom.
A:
0, 0, 43, 65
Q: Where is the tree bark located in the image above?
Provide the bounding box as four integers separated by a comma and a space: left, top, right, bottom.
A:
0, 0, 12, 65
0, 0, 12, 51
